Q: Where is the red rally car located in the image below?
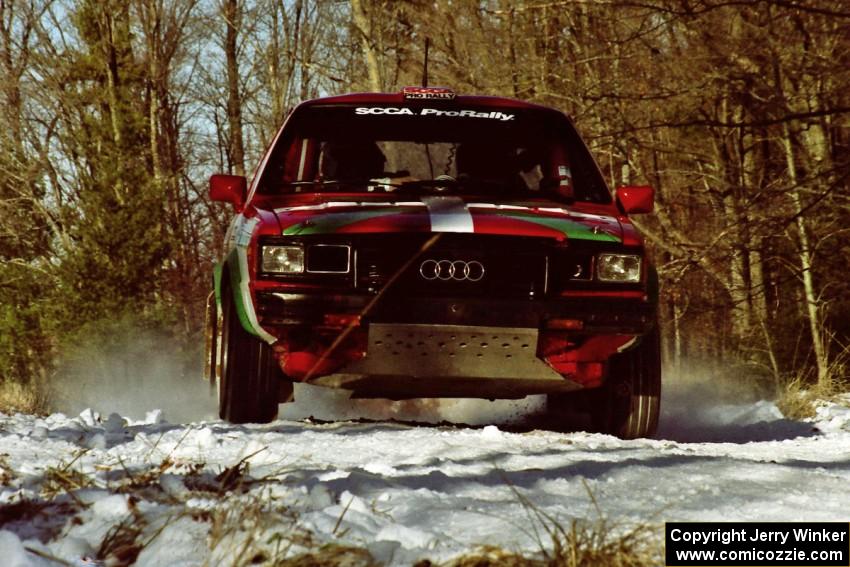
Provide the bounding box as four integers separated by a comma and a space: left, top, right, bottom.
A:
205, 87, 661, 438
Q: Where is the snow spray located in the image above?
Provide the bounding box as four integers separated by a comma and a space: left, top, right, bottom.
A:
280, 383, 546, 426
51, 327, 216, 423
656, 360, 810, 443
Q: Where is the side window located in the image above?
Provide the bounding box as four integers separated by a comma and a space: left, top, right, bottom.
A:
562, 131, 610, 203
284, 138, 320, 182
259, 136, 321, 192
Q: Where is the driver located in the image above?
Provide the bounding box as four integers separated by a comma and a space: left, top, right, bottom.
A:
320, 140, 386, 181
320, 140, 415, 191
455, 141, 527, 192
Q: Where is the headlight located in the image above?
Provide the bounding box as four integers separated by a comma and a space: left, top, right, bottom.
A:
597, 254, 641, 282
261, 245, 304, 273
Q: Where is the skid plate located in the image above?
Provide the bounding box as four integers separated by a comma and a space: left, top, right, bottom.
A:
341, 324, 563, 381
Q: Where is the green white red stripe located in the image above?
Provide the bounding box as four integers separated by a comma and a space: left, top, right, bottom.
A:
421, 196, 474, 233
274, 199, 621, 242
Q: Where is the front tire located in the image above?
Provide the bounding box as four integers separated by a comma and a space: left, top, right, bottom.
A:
218, 286, 281, 423
601, 323, 661, 439
546, 324, 661, 439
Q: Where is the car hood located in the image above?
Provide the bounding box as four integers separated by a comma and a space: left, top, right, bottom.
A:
270, 196, 623, 243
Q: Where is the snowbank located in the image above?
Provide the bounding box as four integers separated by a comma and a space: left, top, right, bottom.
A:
0, 390, 848, 565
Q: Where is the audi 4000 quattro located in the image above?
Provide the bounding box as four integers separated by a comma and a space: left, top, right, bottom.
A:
205, 87, 660, 438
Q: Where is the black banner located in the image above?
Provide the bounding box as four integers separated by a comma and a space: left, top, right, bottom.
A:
666, 522, 849, 566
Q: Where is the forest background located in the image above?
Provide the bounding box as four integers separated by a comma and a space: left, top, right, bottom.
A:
1, 0, 848, 412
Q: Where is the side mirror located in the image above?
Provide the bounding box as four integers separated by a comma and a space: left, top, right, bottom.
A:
615, 185, 654, 214
210, 174, 247, 211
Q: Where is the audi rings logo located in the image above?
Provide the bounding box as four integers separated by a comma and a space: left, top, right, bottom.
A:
419, 259, 485, 282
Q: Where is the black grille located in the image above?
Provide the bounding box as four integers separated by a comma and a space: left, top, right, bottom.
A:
306, 244, 350, 273
356, 234, 547, 298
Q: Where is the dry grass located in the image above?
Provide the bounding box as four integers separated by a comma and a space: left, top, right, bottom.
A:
97, 508, 146, 566
0, 499, 49, 527
433, 519, 659, 567
0, 378, 49, 415
280, 544, 380, 567
424, 480, 660, 567
0, 453, 664, 567
776, 375, 824, 419
206, 492, 312, 566
202, 490, 661, 567
204, 486, 382, 567
0, 379, 665, 567
776, 352, 850, 420
777, 379, 850, 420
425, 546, 537, 566
41, 450, 94, 500
545, 518, 659, 567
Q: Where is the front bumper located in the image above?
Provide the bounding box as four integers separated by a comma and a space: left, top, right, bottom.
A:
255, 291, 653, 397
257, 291, 654, 333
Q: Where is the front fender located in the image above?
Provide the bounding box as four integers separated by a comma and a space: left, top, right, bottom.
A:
215, 214, 277, 344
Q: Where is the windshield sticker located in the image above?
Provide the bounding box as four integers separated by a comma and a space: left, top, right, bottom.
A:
355, 107, 515, 121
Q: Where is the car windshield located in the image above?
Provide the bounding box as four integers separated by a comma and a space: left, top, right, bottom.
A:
257, 103, 612, 204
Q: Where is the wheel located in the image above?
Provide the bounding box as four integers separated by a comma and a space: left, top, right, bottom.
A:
546, 323, 661, 439
218, 285, 282, 423
601, 322, 661, 439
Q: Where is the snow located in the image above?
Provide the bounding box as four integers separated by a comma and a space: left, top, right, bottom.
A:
0, 379, 848, 566
0, 530, 51, 567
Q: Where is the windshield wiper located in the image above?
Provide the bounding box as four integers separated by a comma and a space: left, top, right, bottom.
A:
396, 177, 459, 192
280, 177, 462, 193
280, 179, 378, 190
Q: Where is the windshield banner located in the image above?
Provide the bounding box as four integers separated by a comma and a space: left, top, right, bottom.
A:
355, 107, 515, 121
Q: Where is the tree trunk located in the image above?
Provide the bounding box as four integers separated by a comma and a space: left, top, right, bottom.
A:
145, 0, 162, 184
781, 121, 829, 385
351, 0, 381, 92
224, 0, 245, 176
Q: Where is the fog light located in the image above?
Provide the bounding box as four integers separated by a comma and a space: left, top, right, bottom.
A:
546, 318, 584, 331
323, 313, 361, 327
